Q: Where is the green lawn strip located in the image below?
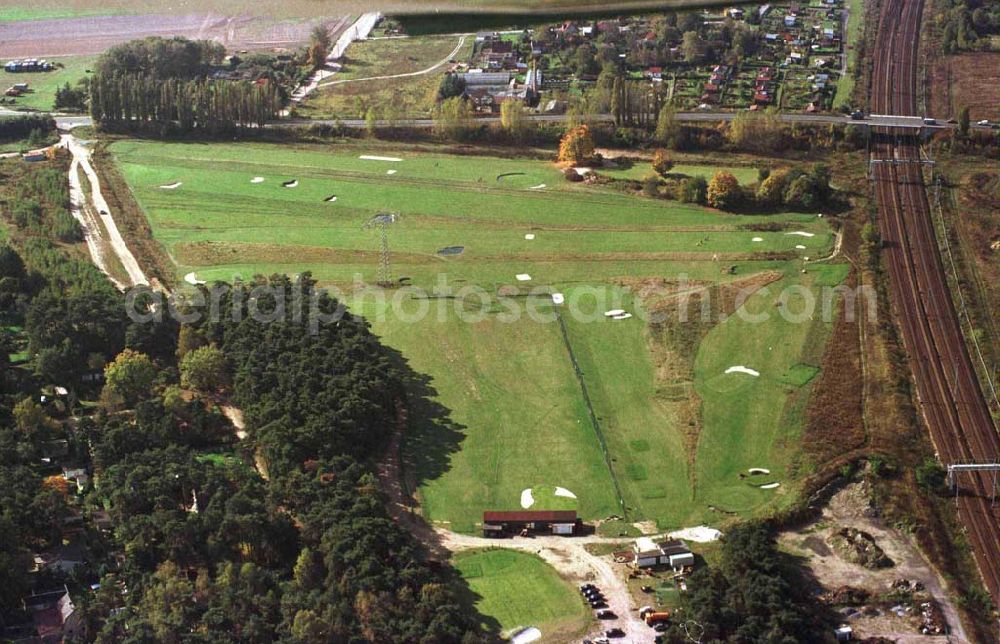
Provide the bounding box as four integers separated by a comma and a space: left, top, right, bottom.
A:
0, 56, 96, 112
692, 264, 849, 514
453, 549, 590, 639
559, 286, 701, 527
357, 297, 620, 533
834, 0, 865, 107
0, 8, 120, 21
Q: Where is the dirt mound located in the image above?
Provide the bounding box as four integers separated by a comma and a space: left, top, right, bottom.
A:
820, 585, 871, 606
828, 527, 894, 569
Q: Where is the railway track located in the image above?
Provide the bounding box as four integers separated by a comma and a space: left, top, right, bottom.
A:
870, 0, 1000, 613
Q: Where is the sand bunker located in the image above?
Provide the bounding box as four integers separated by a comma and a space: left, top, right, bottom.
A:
604, 309, 626, 317
554, 486, 577, 499
511, 627, 542, 644
795, 244, 806, 250
159, 182, 182, 189
386, 169, 397, 175
529, 184, 546, 190
251, 177, 264, 183
524, 233, 535, 240
574, 167, 593, 175
669, 526, 723, 542
360, 155, 402, 162
282, 180, 298, 188
760, 482, 781, 489
516, 274, 531, 281
612, 313, 633, 320
748, 468, 771, 475
325, 195, 338, 202
551, 293, 565, 305
752, 237, 763, 242
437, 246, 464, 256
725, 365, 760, 377
184, 272, 206, 286
520, 488, 535, 509
786, 231, 815, 237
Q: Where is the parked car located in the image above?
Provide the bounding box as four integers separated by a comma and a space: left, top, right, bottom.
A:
850, 110, 864, 120
579, 584, 596, 592
923, 117, 937, 125
605, 628, 625, 638
596, 610, 616, 620
977, 119, 991, 126
589, 600, 608, 609
640, 585, 654, 593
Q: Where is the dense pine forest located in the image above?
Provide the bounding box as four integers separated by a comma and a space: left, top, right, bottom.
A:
0, 157, 488, 642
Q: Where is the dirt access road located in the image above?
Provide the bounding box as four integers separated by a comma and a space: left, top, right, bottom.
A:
0, 13, 350, 58
61, 132, 149, 288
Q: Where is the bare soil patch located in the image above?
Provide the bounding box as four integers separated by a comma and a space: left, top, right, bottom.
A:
927, 52, 1000, 122
0, 13, 347, 57
780, 481, 968, 642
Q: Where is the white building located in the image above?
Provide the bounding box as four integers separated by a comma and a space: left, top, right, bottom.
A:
632, 538, 695, 570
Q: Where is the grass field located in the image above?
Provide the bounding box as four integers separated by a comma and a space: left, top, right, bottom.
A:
454, 549, 590, 639
0, 56, 95, 112
297, 35, 472, 119
833, 0, 864, 107
0, 8, 119, 21
113, 139, 844, 532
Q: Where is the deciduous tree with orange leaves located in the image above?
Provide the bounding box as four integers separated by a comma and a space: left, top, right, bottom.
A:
558, 124, 595, 166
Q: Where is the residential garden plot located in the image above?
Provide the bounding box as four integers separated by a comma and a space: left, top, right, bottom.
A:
0, 56, 95, 112
454, 549, 589, 640
295, 35, 472, 119
114, 139, 843, 533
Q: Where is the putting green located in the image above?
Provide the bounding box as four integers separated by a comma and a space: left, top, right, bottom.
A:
454, 549, 589, 639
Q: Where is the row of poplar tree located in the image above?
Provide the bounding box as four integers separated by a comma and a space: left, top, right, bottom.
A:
89, 74, 280, 131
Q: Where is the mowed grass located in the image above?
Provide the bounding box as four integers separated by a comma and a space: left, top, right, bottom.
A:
454, 549, 589, 639
356, 295, 621, 532
693, 263, 851, 512
111, 140, 832, 290
0, 8, 120, 21
297, 35, 471, 119
0, 56, 96, 112
114, 139, 844, 532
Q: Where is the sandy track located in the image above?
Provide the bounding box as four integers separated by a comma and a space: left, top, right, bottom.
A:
64, 139, 127, 290
62, 134, 148, 287
0, 13, 346, 58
